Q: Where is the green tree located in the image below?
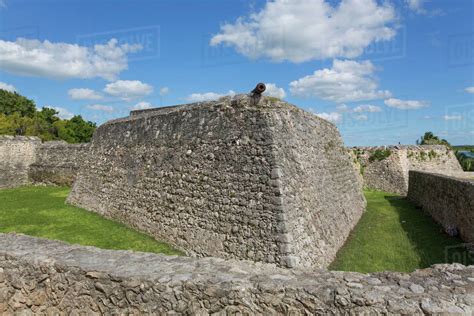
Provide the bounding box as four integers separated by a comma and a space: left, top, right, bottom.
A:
0, 89, 36, 117
416, 132, 450, 146
66, 115, 96, 143
0, 89, 96, 143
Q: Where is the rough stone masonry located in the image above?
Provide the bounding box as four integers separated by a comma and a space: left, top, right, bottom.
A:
1, 234, 473, 315
68, 94, 366, 269
351, 145, 464, 195
0, 135, 89, 188
408, 171, 474, 244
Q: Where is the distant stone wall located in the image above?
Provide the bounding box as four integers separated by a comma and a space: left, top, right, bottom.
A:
0, 135, 89, 188
408, 171, 474, 243
1, 234, 473, 314
0, 136, 40, 188
353, 145, 464, 195
29, 141, 89, 186
68, 95, 366, 269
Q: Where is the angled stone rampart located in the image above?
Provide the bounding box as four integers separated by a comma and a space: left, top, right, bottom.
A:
352, 145, 464, 195
68, 95, 366, 268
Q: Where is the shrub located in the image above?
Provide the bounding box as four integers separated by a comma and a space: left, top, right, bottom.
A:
428, 150, 438, 160
369, 149, 391, 162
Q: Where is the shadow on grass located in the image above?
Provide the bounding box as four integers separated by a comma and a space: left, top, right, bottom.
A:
385, 196, 474, 267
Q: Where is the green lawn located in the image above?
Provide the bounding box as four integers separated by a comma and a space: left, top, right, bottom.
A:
330, 190, 474, 273
0, 186, 183, 255
1, 186, 472, 272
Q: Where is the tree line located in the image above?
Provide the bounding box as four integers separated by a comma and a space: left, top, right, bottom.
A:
0, 89, 96, 143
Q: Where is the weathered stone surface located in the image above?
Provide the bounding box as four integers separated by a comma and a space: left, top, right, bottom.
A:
352, 145, 465, 195
68, 95, 366, 268
28, 141, 89, 186
0, 136, 40, 188
408, 170, 474, 243
0, 136, 89, 187
1, 234, 473, 314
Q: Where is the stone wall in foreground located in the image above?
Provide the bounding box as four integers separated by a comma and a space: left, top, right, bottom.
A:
68, 95, 366, 269
408, 171, 474, 243
352, 145, 464, 195
1, 234, 473, 314
0, 135, 89, 188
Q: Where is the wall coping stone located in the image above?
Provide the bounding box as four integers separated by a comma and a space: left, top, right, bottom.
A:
1, 233, 473, 314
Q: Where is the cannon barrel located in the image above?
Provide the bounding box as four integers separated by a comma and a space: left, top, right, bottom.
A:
251, 83, 266, 95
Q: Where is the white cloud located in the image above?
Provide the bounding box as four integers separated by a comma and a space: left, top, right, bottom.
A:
353, 104, 382, 113
354, 114, 368, 121
406, 0, 425, 13
384, 98, 429, 110
263, 83, 286, 99
130, 101, 153, 111
0, 0, 6, 9
159, 87, 170, 96
0, 38, 141, 81
464, 86, 474, 94
316, 112, 341, 123
443, 115, 463, 121
290, 60, 391, 103
103, 80, 153, 101
68, 88, 102, 100
210, 0, 396, 63
46, 106, 74, 120
86, 104, 114, 113
405, 0, 443, 16
186, 90, 235, 102
0, 81, 16, 92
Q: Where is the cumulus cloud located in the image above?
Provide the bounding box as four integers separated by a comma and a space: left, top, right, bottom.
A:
159, 87, 170, 96
290, 60, 391, 103
130, 101, 153, 111
210, 0, 396, 62
465, 86, 474, 94
68, 88, 102, 100
263, 83, 286, 99
0, 81, 16, 92
0, 38, 140, 81
353, 104, 382, 113
46, 106, 74, 119
86, 104, 114, 113
384, 98, 429, 110
103, 80, 153, 100
186, 90, 235, 102
443, 115, 463, 121
316, 112, 341, 123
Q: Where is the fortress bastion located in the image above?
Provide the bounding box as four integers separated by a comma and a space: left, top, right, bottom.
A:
67, 94, 366, 268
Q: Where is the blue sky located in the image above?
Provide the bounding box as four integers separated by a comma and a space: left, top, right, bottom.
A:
0, 0, 473, 146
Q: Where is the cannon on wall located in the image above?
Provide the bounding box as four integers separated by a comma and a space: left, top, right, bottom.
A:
251, 83, 266, 96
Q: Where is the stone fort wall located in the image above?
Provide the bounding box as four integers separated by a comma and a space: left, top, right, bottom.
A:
1, 234, 473, 314
28, 141, 89, 186
0, 135, 89, 188
68, 95, 366, 269
408, 171, 474, 244
0, 136, 40, 188
352, 145, 464, 195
